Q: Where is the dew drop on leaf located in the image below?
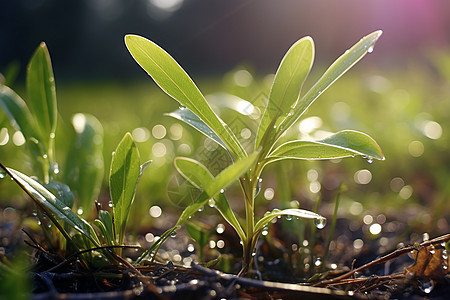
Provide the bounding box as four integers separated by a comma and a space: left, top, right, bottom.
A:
208, 199, 215, 207
170, 231, 177, 238
262, 227, 269, 236
254, 178, 262, 198
198, 206, 204, 212
314, 217, 327, 229
368, 46, 374, 53
0, 170, 6, 179
285, 215, 293, 221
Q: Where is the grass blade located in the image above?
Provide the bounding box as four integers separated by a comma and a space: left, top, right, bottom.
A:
109, 133, 140, 246
26, 42, 57, 156
125, 34, 246, 159
254, 208, 325, 240
266, 130, 384, 164
275, 30, 383, 143
256, 36, 314, 149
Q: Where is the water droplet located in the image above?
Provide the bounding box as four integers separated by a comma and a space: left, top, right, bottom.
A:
361, 155, 374, 164
418, 280, 434, 294
251, 252, 256, 257
314, 217, 327, 229
368, 46, 374, 53
43, 154, 48, 159
77, 208, 83, 215
0, 170, 6, 179
442, 250, 448, 260
170, 231, 177, 238
285, 215, 293, 221
198, 206, 204, 212
208, 199, 216, 207
220, 189, 225, 194
430, 248, 435, 255
254, 177, 262, 198
108, 201, 113, 208
179, 105, 186, 110
262, 227, 269, 236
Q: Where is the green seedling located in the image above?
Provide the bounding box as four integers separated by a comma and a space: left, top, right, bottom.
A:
0, 43, 148, 266
125, 30, 385, 275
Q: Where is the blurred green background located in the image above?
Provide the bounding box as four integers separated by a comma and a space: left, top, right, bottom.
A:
1, 0, 449, 241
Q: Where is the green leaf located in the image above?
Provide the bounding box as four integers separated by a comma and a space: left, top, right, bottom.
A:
3, 166, 100, 246
254, 208, 325, 238
266, 130, 384, 164
174, 157, 245, 240
44, 181, 75, 209
137, 152, 258, 263
109, 133, 140, 245
0, 85, 45, 159
166, 108, 227, 149
256, 36, 314, 149
175, 152, 257, 227
185, 221, 212, 249
125, 34, 246, 159
26, 42, 57, 154
64, 113, 104, 217
275, 30, 383, 144
98, 210, 115, 245
174, 157, 214, 190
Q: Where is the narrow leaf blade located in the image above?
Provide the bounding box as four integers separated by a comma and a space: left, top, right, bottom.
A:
256, 37, 314, 148
5, 167, 100, 246
26, 42, 57, 150
174, 157, 214, 189
267, 130, 384, 164
276, 30, 383, 143
125, 35, 245, 159
109, 133, 140, 244
0, 85, 44, 158
174, 157, 245, 240
254, 208, 325, 237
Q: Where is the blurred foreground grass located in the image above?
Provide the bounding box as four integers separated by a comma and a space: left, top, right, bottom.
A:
1, 57, 449, 238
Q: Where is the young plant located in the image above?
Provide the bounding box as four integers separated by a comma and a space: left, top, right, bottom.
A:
125, 30, 385, 275
0, 43, 144, 266
0, 43, 104, 219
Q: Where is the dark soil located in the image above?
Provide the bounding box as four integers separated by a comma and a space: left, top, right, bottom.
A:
1, 207, 449, 300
